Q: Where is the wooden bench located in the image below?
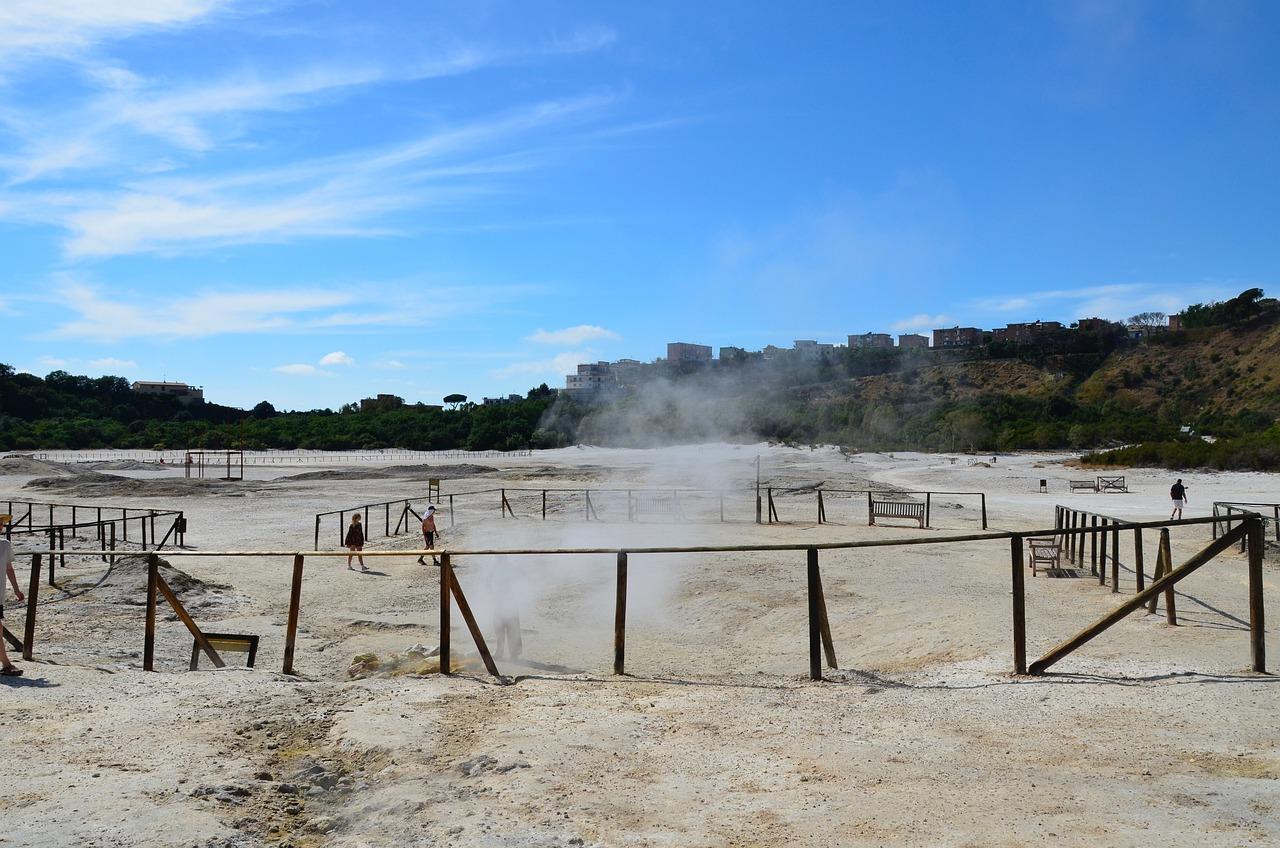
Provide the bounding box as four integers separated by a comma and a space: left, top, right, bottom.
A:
1027, 537, 1063, 576
190, 633, 259, 671
1069, 480, 1097, 493
867, 495, 926, 529
631, 492, 680, 521
1096, 475, 1128, 493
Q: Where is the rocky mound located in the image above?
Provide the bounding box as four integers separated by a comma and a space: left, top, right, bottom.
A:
0, 455, 76, 476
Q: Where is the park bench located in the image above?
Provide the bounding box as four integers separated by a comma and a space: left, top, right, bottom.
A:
1069, 480, 1097, 493
190, 633, 259, 671
1027, 537, 1063, 576
867, 495, 926, 529
1096, 475, 1128, 493
630, 492, 681, 521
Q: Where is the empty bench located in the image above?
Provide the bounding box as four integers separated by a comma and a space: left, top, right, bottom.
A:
1069, 480, 1097, 493
1097, 475, 1128, 493
867, 494, 926, 529
190, 632, 259, 671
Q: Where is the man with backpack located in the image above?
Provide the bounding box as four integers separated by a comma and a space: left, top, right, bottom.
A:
417, 505, 440, 566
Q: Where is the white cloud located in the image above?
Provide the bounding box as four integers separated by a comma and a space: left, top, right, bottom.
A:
374, 359, 406, 370
273, 363, 331, 377
44, 280, 355, 342
88, 357, 137, 370
526, 324, 620, 345
970, 282, 1238, 324
5, 93, 617, 258
36, 277, 540, 342
319, 351, 354, 366
0, 1, 231, 63
890, 313, 952, 333
37, 355, 68, 368
494, 350, 588, 379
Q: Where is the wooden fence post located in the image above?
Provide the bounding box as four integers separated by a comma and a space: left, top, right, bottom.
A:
807, 548, 822, 681
1111, 524, 1120, 593
1133, 527, 1145, 593
980, 493, 988, 529
1011, 536, 1026, 674
449, 494, 455, 527
614, 552, 628, 675
439, 553, 452, 674
542, 490, 547, 520
925, 492, 931, 529
143, 553, 159, 672
1090, 516, 1098, 576
283, 554, 304, 675
1247, 518, 1265, 673
22, 554, 40, 661
1160, 529, 1176, 625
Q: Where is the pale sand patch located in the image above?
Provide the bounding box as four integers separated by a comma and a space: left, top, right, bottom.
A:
0, 445, 1276, 846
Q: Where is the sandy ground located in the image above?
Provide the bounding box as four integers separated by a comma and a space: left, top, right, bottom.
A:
1, 445, 1277, 847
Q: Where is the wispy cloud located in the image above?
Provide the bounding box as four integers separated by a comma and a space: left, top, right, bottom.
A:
494, 350, 588, 379
33, 276, 539, 342
890, 313, 951, 333
4, 92, 619, 257
526, 324, 619, 345
273, 363, 331, 377
88, 356, 137, 370
43, 280, 355, 342
0, 1, 233, 65
970, 282, 1239, 323
319, 351, 355, 366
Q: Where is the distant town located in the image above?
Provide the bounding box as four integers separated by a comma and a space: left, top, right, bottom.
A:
561, 314, 1183, 397
125, 314, 1184, 409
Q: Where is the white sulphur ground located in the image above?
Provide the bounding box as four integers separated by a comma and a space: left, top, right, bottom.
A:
0, 445, 1276, 847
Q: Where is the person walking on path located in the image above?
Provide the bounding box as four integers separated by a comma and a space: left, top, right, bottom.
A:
417, 505, 440, 566
345, 514, 367, 571
0, 517, 23, 676
1170, 479, 1189, 520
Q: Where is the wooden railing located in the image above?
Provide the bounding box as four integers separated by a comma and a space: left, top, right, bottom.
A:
6, 513, 1264, 682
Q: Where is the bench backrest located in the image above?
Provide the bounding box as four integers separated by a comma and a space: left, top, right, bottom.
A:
634, 494, 677, 514
870, 499, 925, 517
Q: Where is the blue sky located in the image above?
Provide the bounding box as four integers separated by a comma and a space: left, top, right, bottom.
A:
1, 1, 1277, 410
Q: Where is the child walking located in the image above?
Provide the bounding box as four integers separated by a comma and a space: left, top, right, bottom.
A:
345, 514, 367, 571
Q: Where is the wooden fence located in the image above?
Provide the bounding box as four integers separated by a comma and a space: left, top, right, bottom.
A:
337, 484, 988, 538
31, 449, 531, 466
2, 499, 186, 582
4, 513, 1264, 683
1213, 501, 1279, 552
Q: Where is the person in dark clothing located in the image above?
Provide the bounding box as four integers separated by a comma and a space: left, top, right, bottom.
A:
1170, 479, 1188, 520
345, 514, 367, 571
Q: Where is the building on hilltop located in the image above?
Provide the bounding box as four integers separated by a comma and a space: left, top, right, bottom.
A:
793, 340, 836, 361
131, 381, 204, 405
610, 358, 644, 386
992, 320, 1065, 344
849, 332, 893, 350
932, 326, 985, 348
1076, 317, 1113, 333
481, 394, 524, 406
359, 393, 404, 411
897, 333, 929, 349
666, 342, 713, 363
565, 361, 615, 394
